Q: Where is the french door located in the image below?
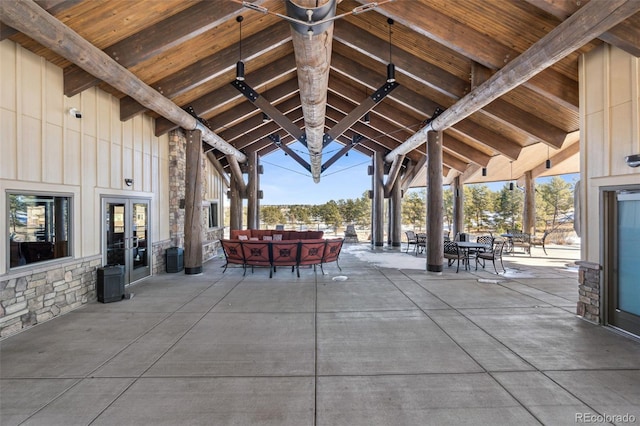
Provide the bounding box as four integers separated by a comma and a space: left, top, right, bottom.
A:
605, 189, 640, 336
102, 197, 151, 285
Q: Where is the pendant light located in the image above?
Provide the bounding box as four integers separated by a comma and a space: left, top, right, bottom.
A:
386, 18, 395, 83
509, 161, 514, 191
236, 16, 245, 81
482, 167, 487, 177
546, 146, 551, 169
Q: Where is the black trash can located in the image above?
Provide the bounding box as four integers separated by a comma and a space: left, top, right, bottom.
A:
97, 265, 125, 303
166, 247, 184, 273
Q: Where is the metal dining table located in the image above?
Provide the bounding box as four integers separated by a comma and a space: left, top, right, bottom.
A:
455, 241, 491, 270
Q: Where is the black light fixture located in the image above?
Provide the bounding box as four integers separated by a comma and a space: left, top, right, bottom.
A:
546, 145, 551, 169
625, 154, 640, 167
482, 167, 487, 177
363, 111, 371, 123
509, 161, 514, 191
262, 112, 269, 122
235, 16, 245, 81
386, 18, 395, 83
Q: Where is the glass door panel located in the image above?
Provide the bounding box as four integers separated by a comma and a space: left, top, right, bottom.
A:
617, 192, 640, 317
130, 201, 150, 282
106, 202, 126, 267
103, 197, 151, 285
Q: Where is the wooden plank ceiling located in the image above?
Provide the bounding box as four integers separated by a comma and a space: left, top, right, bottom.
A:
3, 0, 639, 186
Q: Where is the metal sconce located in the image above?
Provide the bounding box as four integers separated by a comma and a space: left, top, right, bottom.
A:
124, 178, 133, 187
363, 111, 371, 123
262, 112, 269, 122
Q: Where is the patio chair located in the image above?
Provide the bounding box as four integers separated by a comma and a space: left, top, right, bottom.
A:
241, 240, 272, 278
415, 233, 427, 256
443, 240, 464, 273
298, 239, 326, 274
321, 238, 344, 273
405, 230, 417, 253
271, 240, 300, 277
220, 240, 245, 274
475, 240, 506, 274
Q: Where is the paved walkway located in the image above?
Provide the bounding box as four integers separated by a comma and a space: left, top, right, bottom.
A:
1, 244, 639, 425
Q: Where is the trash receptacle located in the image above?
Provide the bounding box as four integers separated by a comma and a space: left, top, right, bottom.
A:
97, 265, 125, 303
166, 247, 184, 273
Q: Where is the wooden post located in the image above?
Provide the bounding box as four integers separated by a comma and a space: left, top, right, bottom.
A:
229, 177, 242, 232
372, 151, 385, 247
523, 171, 536, 234
391, 181, 402, 247
427, 131, 444, 272
184, 129, 203, 275
246, 151, 259, 229
452, 175, 464, 239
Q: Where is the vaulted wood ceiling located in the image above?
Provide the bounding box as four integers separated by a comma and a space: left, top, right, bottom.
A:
2, 0, 639, 187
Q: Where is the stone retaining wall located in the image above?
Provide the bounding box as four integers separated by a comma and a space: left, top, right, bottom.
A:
0, 256, 101, 338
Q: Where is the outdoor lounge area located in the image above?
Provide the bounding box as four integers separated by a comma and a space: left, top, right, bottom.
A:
1, 244, 639, 426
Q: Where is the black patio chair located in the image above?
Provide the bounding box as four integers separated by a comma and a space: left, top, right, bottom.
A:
405, 230, 417, 253
475, 240, 507, 274
443, 240, 464, 273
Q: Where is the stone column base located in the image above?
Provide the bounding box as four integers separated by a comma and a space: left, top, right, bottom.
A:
576, 261, 602, 323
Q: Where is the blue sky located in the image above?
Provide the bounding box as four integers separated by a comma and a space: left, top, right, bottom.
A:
260, 141, 372, 205
259, 141, 580, 205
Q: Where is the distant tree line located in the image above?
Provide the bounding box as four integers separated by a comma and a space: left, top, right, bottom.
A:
252, 176, 575, 239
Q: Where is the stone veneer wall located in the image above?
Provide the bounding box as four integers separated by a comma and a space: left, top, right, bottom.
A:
152, 239, 174, 275
576, 261, 602, 323
166, 129, 224, 269
168, 130, 186, 249
0, 256, 101, 337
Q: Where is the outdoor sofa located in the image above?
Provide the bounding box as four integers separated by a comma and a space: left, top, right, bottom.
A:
221, 232, 343, 278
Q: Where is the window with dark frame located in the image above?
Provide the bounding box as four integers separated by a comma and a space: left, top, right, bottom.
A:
208, 202, 219, 228
8, 193, 72, 268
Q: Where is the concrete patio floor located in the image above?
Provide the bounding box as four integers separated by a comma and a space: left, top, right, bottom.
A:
1, 243, 639, 425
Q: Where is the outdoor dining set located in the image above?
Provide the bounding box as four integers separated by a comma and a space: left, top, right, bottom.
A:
404, 230, 508, 274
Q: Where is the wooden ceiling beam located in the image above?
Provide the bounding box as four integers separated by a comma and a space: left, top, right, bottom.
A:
442, 134, 491, 168
210, 78, 300, 133
385, 0, 640, 162
531, 137, 580, 178
1, 0, 77, 40
332, 36, 569, 148
154, 53, 297, 136
289, 0, 336, 183
120, 20, 292, 121
334, 20, 468, 100
326, 93, 409, 144
524, 0, 640, 57
62, 0, 250, 97
442, 151, 469, 173
0, 0, 246, 162
330, 52, 524, 159
324, 107, 423, 164
219, 97, 302, 145
328, 74, 423, 133
364, 0, 580, 110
